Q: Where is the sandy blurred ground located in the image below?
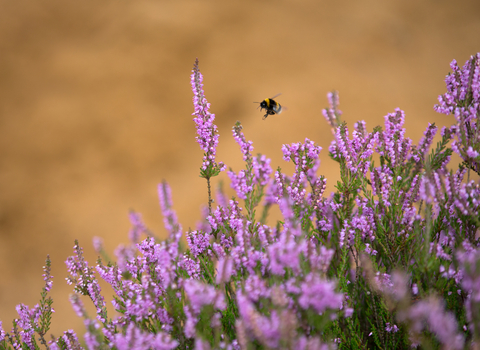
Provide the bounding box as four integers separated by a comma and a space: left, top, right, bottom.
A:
0, 0, 479, 338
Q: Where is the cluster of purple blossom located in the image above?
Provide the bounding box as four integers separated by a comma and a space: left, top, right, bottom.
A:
191, 58, 225, 177
1, 54, 480, 349
435, 53, 480, 175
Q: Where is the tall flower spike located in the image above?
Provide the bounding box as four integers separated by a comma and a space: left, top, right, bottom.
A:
158, 180, 182, 250
191, 58, 225, 177
322, 91, 342, 134
191, 59, 225, 213
228, 122, 255, 200
435, 54, 480, 174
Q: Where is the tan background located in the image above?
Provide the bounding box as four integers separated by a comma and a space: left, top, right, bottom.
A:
0, 0, 479, 339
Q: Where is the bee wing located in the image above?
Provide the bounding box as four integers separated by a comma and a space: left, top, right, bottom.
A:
276, 105, 287, 115
270, 93, 282, 99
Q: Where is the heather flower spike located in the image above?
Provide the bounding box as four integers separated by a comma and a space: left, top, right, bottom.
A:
191, 59, 225, 177
191, 58, 225, 212
228, 120, 273, 221
435, 53, 480, 175
322, 90, 342, 134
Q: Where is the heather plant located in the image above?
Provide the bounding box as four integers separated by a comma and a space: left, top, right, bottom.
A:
0, 54, 479, 350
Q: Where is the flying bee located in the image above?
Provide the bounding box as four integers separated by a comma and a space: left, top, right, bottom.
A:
254, 93, 283, 120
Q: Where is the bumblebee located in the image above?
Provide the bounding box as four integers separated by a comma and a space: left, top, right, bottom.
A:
255, 93, 283, 120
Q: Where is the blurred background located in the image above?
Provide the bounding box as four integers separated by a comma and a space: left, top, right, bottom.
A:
0, 0, 479, 338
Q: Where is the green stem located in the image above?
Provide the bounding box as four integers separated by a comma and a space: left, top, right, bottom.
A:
207, 177, 212, 215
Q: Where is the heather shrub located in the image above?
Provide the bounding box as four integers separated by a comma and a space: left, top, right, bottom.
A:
0, 54, 479, 350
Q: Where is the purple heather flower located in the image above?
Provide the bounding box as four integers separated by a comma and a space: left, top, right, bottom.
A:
251, 310, 282, 348
195, 338, 212, 350
114, 243, 137, 272
377, 109, 411, 168
419, 174, 437, 204
178, 256, 201, 279
150, 332, 179, 350
121, 280, 159, 321
354, 119, 367, 138
307, 245, 334, 273
228, 169, 252, 200
435, 54, 480, 173
191, 58, 225, 174
83, 319, 101, 350
92, 236, 104, 254
298, 273, 343, 314
466, 146, 479, 159
198, 212, 214, 239
264, 171, 286, 205
385, 323, 399, 333
55, 330, 82, 350
435, 54, 480, 114
333, 124, 355, 170
112, 323, 178, 350
236, 292, 283, 348
228, 122, 273, 201
403, 174, 421, 208
243, 249, 269, 275
42, 255, 53, 293
322, 91, 342, 134
268, 229, 305, 275
412, 283, 418, 295
282, 138, 322, 173
332, 120, 378, 175
86, 282, 107, 324
278, 197, 294, 226
244, 275, 271, 302
0, 321, 5, 342
373, 272, 394, 295
69, 293, 87, 318
398, 297, 465, 350
183, 279, 225, 337
230, 217, 248, 256
183, 307, 197, 338
15, 303, 41, 349
232, 122, 254, 162
352, 197, 376, 242
457, 247, 480, 301
186, 230, 211, 258
136, 237, 177, 288
338, 222, 355, 248
65, 241, 108, 324
457, 246, 480, 335
128, 210, 149, 244
390, 271, 409, 301
212, 242, 226, 258
413, 123, 438, 163
216, 256, 234, 284
207, 198, 242, 233
452, 179, 480, 218
215, 184, 229, 208
252, 154, 272, 186
256, 223, 273, 246
158, 181, 182, 251
329, 198, 342, 212
295, 335, 334, 350
364, 243, 377, 256
370, 165, 393, 206
286, 171, 307, 205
